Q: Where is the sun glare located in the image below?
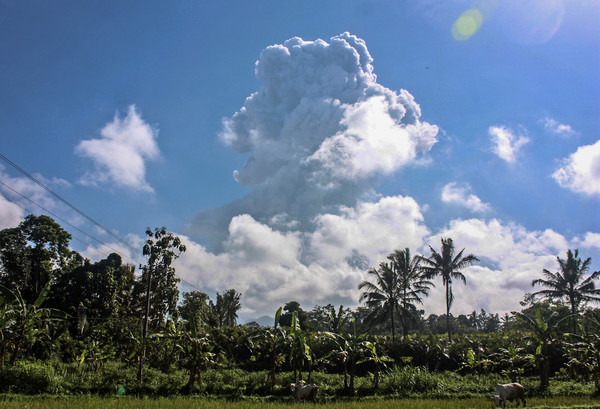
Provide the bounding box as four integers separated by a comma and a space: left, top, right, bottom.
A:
452, 9, 483, 41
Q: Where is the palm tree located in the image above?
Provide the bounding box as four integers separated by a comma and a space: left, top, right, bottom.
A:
531, 249, 600, 334
211, 289, 242, 327
419, 237, 478, 342
387, 248, 433, 339
359, 262, 399, 340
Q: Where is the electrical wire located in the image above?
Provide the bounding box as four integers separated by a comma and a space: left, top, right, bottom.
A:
0, 152, 140, 256
0, 153, 202, 292
0, 180, 139, 263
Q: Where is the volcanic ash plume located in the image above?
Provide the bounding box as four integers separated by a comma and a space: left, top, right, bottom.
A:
191, 32, 438, 247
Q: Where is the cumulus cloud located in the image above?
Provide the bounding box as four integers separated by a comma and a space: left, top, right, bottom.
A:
76, 105, 159, 192
183, 33, 595, 320
421, 218, 572, 315
0, 165, 72, 229
0, 194, 24, 229
309, 195, 429, 267
183, 200, 597, 318
222, 33, 437, 188
181, 194, 429, 316
575, 232, 600, 249
441, 182, 490, 213
542, 117, 577, 137
489, 125, 530, 163
552, 138, 600, 197
192, 33, 438, 247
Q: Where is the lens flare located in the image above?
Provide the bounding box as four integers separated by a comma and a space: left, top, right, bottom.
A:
452, 9, 484, 41
500, 0, 565, 44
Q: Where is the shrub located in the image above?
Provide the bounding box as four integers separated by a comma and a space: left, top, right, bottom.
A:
381, 366, 438, 396
0, 361, 61, 394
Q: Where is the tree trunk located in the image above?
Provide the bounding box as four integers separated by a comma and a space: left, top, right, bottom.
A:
391, 305, 396, 342
446, 283, 452, 342
400, 308, 408, 341
270, 359, 277, 388
570, 299, 577, 334
343, 362, 348, 389
539, 357, 550, 391
349, 359, 355, 394
9, 326, 25, 366
184, 366, 197, 393
402, 289, 408, 340
138, 267, 152, 383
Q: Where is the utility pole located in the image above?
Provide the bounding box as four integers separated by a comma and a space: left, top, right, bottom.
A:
138, 263, 152, 383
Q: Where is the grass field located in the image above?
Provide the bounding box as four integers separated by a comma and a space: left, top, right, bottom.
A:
0, 396, 599, 409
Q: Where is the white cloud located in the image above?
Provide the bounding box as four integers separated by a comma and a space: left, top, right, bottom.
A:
176, 219, 355, 316
441, 182, 490, 213
574, 232, 600, 249
308, 96, 438, 180
0, 165, 72, 228
489, 125, 530, 163
421, 218, 573, 315
183, 207, 596, 318
183, 33, 596, 320
542, 117, 577, 137
309, 195, 429, 266
221, 32, 437, 187
552, 138, 600, 197
76, 105, 159, 192
0, 194, 24, 229
192, 33, 438, 248
180, 195, 429, 316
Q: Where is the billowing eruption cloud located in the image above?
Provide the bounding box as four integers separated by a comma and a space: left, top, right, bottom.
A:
183, 33, 438, 316
181, 33, 598, 319
190, 32, 438, 247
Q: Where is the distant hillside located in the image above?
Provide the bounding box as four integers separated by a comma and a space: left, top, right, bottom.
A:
243, 315, 274, 327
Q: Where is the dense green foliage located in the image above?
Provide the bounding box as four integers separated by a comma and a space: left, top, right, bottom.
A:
0, 395, 598, 409
1, 216, 600, 402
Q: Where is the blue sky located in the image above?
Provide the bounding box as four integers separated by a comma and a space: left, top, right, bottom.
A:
1, 0, 599, 320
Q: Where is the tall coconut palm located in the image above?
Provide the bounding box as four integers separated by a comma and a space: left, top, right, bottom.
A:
531, 249, 600, 334
359, 262, 399, 341
419, 237, 478, 342
210, 289, 241, 327
387, 248, 434, 339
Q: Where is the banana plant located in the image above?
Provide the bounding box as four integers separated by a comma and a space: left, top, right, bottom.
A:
494, 346, 534, 382
247, 306, 290, 388
357, 341, 393, 389
322, 320, 369, 394
514, 308, 568, 391
0, 281, 67, 366
566, 310, 600, 392
460, 347, 495, 376
289, 311, 313, 382
181, 315, 218, 393
329, 305, 350, 334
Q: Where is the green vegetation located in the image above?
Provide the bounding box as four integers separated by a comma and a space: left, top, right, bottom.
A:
0, 395, 599, 409
1, 215, 600, 405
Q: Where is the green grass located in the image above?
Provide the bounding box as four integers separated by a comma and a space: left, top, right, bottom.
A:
0, 396, 599, 409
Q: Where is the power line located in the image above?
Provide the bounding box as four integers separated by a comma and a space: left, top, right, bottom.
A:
1, 185, 201, 291
0, 152, 140, 256
0, 153, 201, 292
0, 187, 138, 266
0, 179, 139, 264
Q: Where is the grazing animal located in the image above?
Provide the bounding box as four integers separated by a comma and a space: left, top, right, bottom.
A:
493, 383, 526, 407
290, 383, 318, 403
